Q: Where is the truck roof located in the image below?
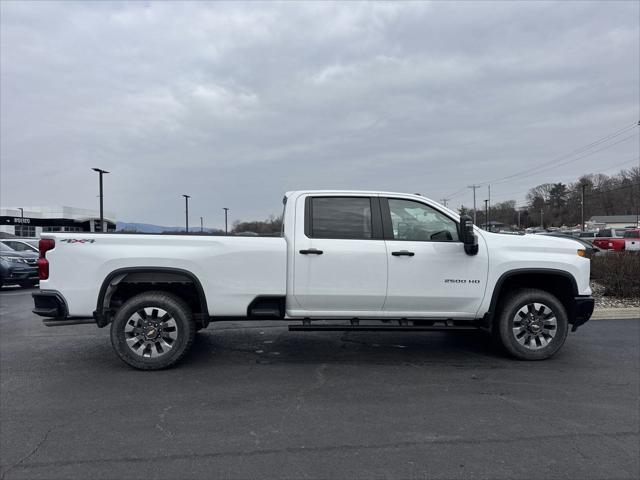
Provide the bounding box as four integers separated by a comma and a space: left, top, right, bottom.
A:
284, 190, 431, 199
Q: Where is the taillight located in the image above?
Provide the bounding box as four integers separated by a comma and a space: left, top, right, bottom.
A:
38, 239, 55, 280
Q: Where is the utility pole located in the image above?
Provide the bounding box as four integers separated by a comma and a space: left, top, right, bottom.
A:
223, 207, 229, 235
540, 209, 544, 230
182, 194, 190, 233
200, 216, 204, 233
581, 184, 586, 232
487, 184, 491, 228
483, 199, 489, 230
92, 168, 109, 232
517, 210, 521, 229
468, 185, 480, 225
439, 198, 449, 207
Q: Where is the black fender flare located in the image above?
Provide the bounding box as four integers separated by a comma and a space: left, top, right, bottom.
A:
485, 268, 579, 325
94, 267, 209, 328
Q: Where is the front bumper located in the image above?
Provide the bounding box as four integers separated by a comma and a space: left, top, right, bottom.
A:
570, 295, 595, 331
1, 265, 38, 284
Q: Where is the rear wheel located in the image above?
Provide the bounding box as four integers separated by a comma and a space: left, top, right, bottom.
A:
496, 288, 568, 360
110, 291, 196, 370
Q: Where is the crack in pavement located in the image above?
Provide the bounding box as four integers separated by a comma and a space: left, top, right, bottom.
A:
1, 427, 52, 480
4, 430, 637, 473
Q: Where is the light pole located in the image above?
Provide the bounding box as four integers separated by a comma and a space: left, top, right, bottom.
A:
223, 208, 229, 235
182, 195, 191, 233
468, 185, 480, 225
17, 208, 24, 236
92, 168, 109, 232
484, 199, 489, 230
200, 216, 204, 233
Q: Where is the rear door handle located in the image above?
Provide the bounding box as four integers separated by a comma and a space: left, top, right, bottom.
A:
391, 250, 415, 257
299, 248, 323, 255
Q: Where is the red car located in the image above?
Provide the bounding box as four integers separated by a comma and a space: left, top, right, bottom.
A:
594, 228, 639, 251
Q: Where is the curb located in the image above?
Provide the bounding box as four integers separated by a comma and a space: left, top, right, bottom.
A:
591, 307, 639, 320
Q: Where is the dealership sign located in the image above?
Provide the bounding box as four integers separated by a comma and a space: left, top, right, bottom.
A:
1, 216, 84, 227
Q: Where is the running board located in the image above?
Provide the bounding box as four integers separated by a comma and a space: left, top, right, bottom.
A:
288, 325, 478, 332
43, 318, 95, 327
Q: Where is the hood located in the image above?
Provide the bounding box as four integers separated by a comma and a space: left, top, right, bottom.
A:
480, 231, 586, 253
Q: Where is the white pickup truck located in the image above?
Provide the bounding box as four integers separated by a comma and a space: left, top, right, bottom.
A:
33, 190, 594, 369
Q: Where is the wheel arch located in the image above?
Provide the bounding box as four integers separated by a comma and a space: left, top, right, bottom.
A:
486, 268, 578, 328
95, 267, 209, 328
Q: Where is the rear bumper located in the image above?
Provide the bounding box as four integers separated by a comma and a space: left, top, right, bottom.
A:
32, 290, 68, 318
33, 290, 96, 326
570, 295, 595, 331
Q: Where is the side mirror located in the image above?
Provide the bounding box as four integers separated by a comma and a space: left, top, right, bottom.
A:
459, 215, 478, 256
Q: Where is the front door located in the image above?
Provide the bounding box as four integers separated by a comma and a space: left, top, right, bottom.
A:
292, 195, 388, 315
382, 197, 488, 317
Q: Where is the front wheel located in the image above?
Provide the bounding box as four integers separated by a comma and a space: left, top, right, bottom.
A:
110, 291, 196, 370
496, 288, 569, 360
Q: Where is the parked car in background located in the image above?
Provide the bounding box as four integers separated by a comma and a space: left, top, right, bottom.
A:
1, 239, 39, 253
620, 229, 640, 252
577, 231, 598, 240
0, 244, 39, 288
593, 228, 626, 250
593, 228, 639, 252
539, 232, 600, 258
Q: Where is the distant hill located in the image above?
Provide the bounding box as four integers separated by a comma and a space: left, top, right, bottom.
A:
116, 222, 223, 234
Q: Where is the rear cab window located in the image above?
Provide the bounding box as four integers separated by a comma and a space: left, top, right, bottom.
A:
305, 196, 375, 239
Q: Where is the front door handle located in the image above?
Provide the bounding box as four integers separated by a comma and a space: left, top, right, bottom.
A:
391, 250, 415, 257
300, 248, 324, 255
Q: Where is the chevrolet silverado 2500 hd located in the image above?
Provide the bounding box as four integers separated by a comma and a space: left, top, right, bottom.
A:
33, 191, 594, 369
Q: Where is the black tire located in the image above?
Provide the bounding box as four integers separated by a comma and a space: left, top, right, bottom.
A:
110, 291, 196, 370
496, 288, 569, 360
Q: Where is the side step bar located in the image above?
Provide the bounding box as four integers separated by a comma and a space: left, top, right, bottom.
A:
43, 319, 95, 327
289, 324, 478, 332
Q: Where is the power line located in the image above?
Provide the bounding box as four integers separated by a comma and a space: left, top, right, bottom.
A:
476, 123, 638, 186
443, 122, 638, 200
487, 133, 637, 187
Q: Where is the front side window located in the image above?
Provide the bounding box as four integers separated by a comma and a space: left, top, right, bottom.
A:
388, 199, 459, 242
310, 197, 372, 239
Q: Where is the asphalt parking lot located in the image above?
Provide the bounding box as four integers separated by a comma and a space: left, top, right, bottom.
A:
1, 287, 638, 480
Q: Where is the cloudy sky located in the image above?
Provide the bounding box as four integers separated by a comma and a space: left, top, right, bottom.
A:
1, 1, 638, 228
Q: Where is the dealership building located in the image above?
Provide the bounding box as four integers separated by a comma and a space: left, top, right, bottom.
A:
0, 206, 116, 238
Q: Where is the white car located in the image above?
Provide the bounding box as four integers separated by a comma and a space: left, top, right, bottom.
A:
33, 190, 594, 369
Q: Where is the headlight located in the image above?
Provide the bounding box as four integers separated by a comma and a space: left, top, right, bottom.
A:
2, 256, 28, 264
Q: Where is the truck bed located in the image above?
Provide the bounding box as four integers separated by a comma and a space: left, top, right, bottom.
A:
40, 233, 287, 317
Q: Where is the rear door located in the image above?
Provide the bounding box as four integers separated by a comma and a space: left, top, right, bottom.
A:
292, 195, 388, 314
381, 197, 488, 317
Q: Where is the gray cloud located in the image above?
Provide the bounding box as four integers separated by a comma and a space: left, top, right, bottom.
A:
1, 1, 638, 227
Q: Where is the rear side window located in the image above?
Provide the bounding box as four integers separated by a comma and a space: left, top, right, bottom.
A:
623, 230, 639, 238
597, 229, 611, 237
309, 197, 372, 239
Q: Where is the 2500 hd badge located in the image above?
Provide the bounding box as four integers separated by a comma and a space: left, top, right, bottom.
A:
444, 279, 481, 284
